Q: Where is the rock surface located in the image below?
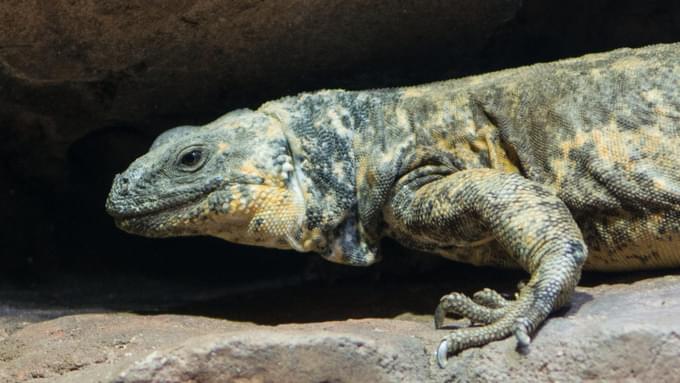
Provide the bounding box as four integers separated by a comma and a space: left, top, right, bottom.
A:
1, 274, 679, 382
444, 275, 680, 383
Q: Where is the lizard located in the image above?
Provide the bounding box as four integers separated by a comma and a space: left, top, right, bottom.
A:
106, 43, 680, 367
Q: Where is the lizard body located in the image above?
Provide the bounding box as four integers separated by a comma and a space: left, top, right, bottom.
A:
106, 43, 680, 365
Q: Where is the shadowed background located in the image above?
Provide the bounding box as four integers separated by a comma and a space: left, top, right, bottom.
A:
1, 0, 679, 292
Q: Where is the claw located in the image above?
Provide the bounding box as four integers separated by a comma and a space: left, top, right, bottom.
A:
436, 339, 449, 368
434, 304, 445, 329
514, 321, 531, 348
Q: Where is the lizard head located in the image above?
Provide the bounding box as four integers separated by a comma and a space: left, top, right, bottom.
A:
105, 109, 308, 250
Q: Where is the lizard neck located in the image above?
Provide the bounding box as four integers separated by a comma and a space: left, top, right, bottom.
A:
259, 90, 400, 266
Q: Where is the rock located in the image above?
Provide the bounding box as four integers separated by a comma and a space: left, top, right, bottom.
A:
115, 321, 435, 383
444, 275, 680, 382
0, 313, 251, 383
1, 274, 679, 382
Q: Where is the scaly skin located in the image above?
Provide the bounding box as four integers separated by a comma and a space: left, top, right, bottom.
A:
106, 43, 680, 366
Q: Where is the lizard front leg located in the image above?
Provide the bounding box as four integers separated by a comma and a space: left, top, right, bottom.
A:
386, 168, 587, 367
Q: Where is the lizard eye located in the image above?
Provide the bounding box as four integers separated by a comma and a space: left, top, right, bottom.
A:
181, 150, 202, 166
177, 148, 205, 171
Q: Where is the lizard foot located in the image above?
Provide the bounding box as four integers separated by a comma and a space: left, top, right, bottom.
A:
434, 285, 551, 367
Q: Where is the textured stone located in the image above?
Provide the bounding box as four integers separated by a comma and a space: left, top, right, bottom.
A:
0, 313, 251, 383
1, 275, 679, 382
444, 275, 680, 382
115, 321, 434, 383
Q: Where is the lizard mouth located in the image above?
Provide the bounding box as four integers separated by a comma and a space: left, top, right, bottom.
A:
106, 191, 207, 220
105, 176, 225, 220
110, 194, 214, 237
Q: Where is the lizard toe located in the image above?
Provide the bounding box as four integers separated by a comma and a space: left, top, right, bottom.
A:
472, 288, 510, 308
436, 291, 505, 326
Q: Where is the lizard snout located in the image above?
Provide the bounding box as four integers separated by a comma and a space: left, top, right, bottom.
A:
106, 173, 132, 217
111, 174, 130, 196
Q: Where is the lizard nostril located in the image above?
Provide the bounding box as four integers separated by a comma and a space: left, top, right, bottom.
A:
115, 174, 130, 195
